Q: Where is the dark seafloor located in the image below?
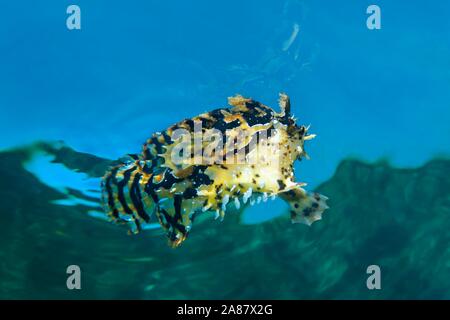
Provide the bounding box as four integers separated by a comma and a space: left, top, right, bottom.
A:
0, 143, 449, 299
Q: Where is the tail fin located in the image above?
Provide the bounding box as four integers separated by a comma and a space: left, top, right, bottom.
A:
279, 187, 329, 226
101, 158, 155, 234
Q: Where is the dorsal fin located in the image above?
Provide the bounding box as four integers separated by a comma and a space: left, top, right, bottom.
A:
278, 93, 291, 117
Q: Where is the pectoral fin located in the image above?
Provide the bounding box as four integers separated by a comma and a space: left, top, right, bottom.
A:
279, 187, 329, 226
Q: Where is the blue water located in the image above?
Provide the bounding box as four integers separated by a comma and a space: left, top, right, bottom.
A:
2, 1, 450, 300
1, 1, 449, 214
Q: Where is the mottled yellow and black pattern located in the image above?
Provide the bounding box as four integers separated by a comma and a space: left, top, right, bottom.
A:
101, 94, 328, 247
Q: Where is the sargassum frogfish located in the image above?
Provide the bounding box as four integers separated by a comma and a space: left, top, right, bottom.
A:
101, 94, 329, 247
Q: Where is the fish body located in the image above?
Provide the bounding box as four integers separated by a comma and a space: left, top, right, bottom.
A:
101, 94, 328, 247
